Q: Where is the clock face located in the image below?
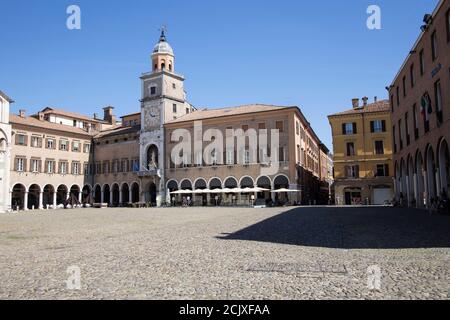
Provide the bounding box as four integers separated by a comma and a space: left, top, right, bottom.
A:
144, 105, 161, 131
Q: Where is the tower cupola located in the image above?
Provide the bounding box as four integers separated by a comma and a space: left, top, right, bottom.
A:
152, 28, 175, 72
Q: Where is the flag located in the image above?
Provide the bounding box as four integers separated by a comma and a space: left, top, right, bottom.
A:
421, 93, 431, 122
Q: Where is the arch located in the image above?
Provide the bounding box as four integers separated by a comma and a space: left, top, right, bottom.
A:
256, 175, 272, 200
194, 178, 207, 190
121, 183, 130, 205
224, 176, 238, 188
180, 179, 193, 190
94, 184, 102, 203
27, 184, 40, 210
103, 184, 111, 204
209, 177, 222, 190
56, 184, 68, 205
400, 158, 407, 202
82, 185, 92, 204
43, 184, 55, 208
273, 174, 290, 189
415, 151, 425, 207
437, 138, 450, 197
147, 182, 157, 205
131, 182, 140, 203
146, 144, 159, 169
166, 179, 179, 192
256, 176, 272, 188
407, 154, 415, 205
426, 144, 437, 202
239, 176, 254, 188
11, 183, 26, 210
111, 183, 120, 207
0, 137, 7, 152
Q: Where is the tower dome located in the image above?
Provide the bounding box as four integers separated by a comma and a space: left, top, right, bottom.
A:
152, 29, 174, 56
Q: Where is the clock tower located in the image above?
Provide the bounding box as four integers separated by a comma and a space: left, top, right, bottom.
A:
139, 29, 192, 206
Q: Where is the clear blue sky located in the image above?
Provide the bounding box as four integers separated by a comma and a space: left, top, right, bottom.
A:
0, 0, 439, 149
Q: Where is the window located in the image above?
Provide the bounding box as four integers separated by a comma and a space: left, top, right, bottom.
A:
376, 164, 389, 177
46, 138, 55, 149
402, 76, 407, 97
173, 104, 177, 113
346, 165, 359, 178
72, 141, 80, 152
370, 120, 385, 133
150, 86, 156, 95
46, 160, 55, 174
413, 104, 419, 140
73, 120, 77, 127
59, 162, 68, 174
60, 140, 68, 151
393, 125, 397, 153
242, 125, 249, 132
95, 162, 101, 175
296, 122, 300, 135
84, 163, 89, 175
258, 123, 266, 130
398, 119, 403, 150
172, 83, 176, 89
346, 142, 355, 156
342, 123, 357, 135
435, 80, 443, 124
447, 9, 450, 42
410, 64, 415, 87
31, 159, 40, 173
16, 158, 25, 172
31, 136, 41, 148
431, 30, 438, 61
16, 134, 27, 146
278, 147, 285, 162
83, 143, 91, 153
396, 86, 400, 106
186, 108, 190, 114
132, 159, 139, 172
390, 94, 394, 112
419, 49, 425, 76
405, 112, 410, 146
72, 162, 80, 175
275, 121, 284, 133
375, 140, 384, 155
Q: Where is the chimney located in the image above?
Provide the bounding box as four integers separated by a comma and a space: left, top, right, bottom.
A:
362, 97, 369, 107
352, 98, 359, 109
374, 96, 378, 103
19, 109, 26, 118
37, 111, 44, 121
103, 106, 116, 125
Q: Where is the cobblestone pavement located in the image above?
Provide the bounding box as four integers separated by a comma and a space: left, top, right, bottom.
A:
0, 206, 449, 300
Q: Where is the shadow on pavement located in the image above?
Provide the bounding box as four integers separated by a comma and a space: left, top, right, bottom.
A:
217, 207, 450, 249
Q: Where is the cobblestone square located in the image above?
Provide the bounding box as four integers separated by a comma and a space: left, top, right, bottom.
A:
0, 206, 449, 300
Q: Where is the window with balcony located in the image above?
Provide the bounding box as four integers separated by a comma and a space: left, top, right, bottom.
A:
431, 30, 438, 61
31, 159, 40, 173
16, 157, 25, 172
376, 164, 389, 177
375, 140, 384, 155
346, 165, 359, 179
346, 142, 355, 156
435, 79, 443, 125
60, 140, 68, 151
419, 49, 425, 76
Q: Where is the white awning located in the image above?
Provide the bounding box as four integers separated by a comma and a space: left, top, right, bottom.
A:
271, 188, 300, 193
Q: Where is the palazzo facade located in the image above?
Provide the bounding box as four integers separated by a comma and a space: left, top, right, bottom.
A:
0, 31, 331, 211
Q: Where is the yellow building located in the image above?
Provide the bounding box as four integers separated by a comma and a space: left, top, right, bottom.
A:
328, 98, 394, 205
